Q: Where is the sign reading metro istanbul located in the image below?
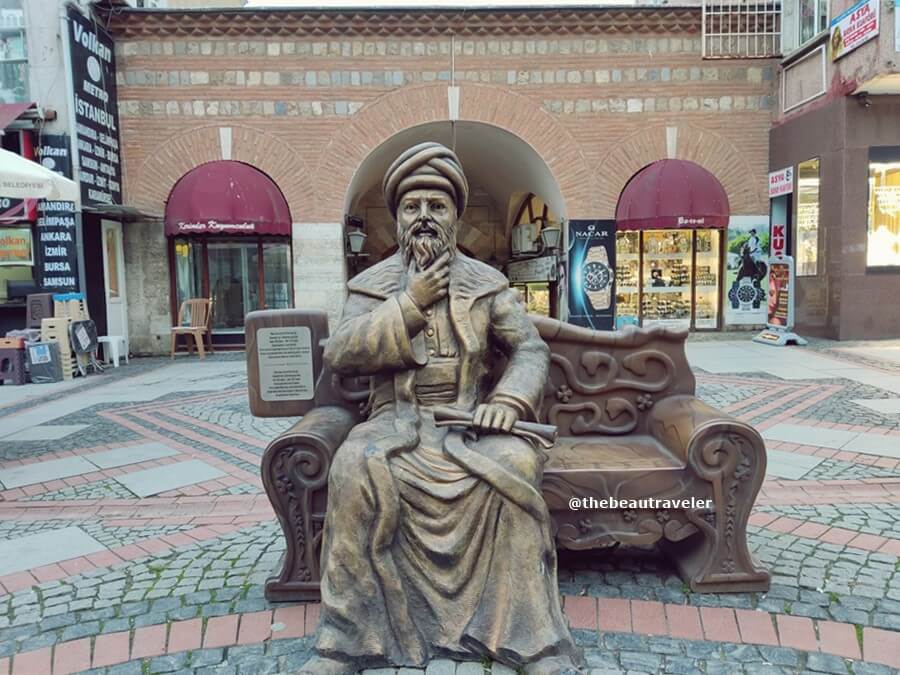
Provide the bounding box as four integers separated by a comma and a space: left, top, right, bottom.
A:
67, 7, 123, 207
830, 0, 879, 61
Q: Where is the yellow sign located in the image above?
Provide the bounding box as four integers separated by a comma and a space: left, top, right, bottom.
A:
0, 227, 33, 266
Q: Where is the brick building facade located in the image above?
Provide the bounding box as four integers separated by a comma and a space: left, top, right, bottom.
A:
103, 6, 777, 353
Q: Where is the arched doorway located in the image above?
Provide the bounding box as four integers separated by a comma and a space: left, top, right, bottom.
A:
165, 160, 294, 347
342, 121, 565, 316
615, 159, 730, 330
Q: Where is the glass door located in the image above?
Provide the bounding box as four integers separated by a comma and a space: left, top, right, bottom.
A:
262, 242, 292, 309
208, 241, 260, 332
641, 230, 693, 329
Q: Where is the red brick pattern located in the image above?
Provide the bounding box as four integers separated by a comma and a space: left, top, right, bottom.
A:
5, 598, 900, 672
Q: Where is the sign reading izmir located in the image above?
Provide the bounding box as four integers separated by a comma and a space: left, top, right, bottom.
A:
67, 7, 123, 207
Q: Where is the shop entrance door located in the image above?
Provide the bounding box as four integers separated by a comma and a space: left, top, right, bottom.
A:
100, 220, 128, 343
208, 241, 260, 333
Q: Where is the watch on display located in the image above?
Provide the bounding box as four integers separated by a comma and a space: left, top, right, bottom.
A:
582, 245, 614, 310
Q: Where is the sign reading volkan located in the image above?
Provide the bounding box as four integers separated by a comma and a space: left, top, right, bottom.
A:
67, 7, 122, 207
768, 167, 794, 198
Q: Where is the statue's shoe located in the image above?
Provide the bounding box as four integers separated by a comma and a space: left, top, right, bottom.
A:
293, 656, 358, 675
523, 655, 584, 675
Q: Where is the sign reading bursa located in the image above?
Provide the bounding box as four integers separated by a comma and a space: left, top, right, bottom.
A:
67, 7, 122, 207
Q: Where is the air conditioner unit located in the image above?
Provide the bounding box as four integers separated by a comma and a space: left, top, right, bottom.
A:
511, 223, 539, 256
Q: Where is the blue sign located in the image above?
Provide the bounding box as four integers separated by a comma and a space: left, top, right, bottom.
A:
566, 219, 616, 330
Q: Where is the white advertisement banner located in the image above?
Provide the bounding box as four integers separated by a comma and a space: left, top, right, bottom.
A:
725, 216, 769, 326
768, 167, 794, 198
830, 0, 880, 61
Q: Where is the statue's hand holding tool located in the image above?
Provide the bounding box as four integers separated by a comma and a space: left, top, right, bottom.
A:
406, 251, 451, 310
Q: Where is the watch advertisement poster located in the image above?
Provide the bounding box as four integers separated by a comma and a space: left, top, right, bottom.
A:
767, 256, 795, 329
567, 219, 616, 330
725, 216, 769, 326
67, 6, 123, 207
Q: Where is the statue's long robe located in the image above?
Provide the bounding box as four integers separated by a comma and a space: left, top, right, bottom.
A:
317, 251, 577, 669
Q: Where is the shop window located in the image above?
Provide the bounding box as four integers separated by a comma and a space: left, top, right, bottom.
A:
173, 238, 204, 322
781, 0, 828, 54
0, 0, 28, 103
867, 148, 900, 269
263, 242, 292, 309
796, 158, 820, 276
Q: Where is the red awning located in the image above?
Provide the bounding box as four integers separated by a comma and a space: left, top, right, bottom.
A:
0, 102, 36, 131
615, 159, 730, 230
164, 161, 292, 236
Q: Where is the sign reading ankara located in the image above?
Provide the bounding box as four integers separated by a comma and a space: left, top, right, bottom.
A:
67, 7, 122, 207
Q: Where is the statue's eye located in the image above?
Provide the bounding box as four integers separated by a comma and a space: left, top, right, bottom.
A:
403, 202, 417, 212
430, 202, 445, 211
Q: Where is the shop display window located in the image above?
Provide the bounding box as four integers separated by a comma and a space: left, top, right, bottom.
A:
867, 147, 900, 269
173, 238, 204, 321
615, 231, 639, 324
694, 230, 721, 329
512, 282, 551, 316
614, 229, 722, 330
796, 158, 820, 276
642, 230, 693, 329
263, 242, 292, 309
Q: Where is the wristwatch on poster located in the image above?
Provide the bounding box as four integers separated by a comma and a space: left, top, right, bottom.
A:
583, 245, 614, 310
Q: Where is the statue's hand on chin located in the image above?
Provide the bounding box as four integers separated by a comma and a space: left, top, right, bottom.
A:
406, 250, 451, 310
472, 402, 519, 433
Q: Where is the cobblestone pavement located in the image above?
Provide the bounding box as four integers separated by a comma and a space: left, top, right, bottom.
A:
2, 343, 900, 675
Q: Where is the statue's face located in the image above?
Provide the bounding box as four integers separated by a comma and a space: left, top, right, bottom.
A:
396, 188, 458, 269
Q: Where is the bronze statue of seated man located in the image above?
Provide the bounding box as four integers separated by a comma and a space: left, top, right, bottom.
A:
299, 142, 581, 674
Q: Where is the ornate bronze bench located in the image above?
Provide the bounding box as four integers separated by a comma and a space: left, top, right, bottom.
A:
247, 310, 770, 602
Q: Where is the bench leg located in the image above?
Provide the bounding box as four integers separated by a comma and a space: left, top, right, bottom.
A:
663, 431, 771, 593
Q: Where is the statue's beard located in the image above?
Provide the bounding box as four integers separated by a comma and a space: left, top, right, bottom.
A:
400, 220, 456, 270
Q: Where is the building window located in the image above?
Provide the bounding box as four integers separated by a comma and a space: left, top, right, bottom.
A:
796, 158, 820, 276
867, 147, 900, 269
781, 0, 829, 54
0, 0, 27, 103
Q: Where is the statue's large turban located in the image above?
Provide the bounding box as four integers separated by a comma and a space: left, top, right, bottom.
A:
382, 142, 469, 219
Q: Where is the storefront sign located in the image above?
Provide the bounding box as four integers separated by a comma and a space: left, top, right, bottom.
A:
176, 220, 258, 234
67, 7, 122, 206
36, 200, 79, 292
507, 256, 558, 284
36, 135, 73, 179
725, 216, 769, 326
257, 326, 315, 402
768, 167, 794, 198
0, 227, 33, 265
567, 219, 616, 331
830, 0, 879, 61
767, 256, 795, 329
770, 223, 787, 257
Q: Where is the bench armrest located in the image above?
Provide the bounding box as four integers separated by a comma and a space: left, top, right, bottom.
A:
647, 395, 766, 474
261, 405, 357, 597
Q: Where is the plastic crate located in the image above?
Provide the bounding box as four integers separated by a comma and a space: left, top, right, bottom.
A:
41, 317, 76, 380
0, 347, 27, 385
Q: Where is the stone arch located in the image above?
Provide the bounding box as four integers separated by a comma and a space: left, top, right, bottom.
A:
595, 124, 765, 217
309, 83, 598, 223
127, 124, 315, 217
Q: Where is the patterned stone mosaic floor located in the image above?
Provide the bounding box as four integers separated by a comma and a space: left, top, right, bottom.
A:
1, 343, 900, 675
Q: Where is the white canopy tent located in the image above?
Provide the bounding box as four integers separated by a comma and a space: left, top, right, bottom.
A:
0, 148, 79, 202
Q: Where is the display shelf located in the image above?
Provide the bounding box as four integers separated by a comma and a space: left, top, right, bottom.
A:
643, 286, 690, 294
617, 286, 638, 294
696, 285, 719, 291
618, 253, 639, 261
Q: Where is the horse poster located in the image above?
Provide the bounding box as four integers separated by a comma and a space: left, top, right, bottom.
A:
725, 216, 770, 325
